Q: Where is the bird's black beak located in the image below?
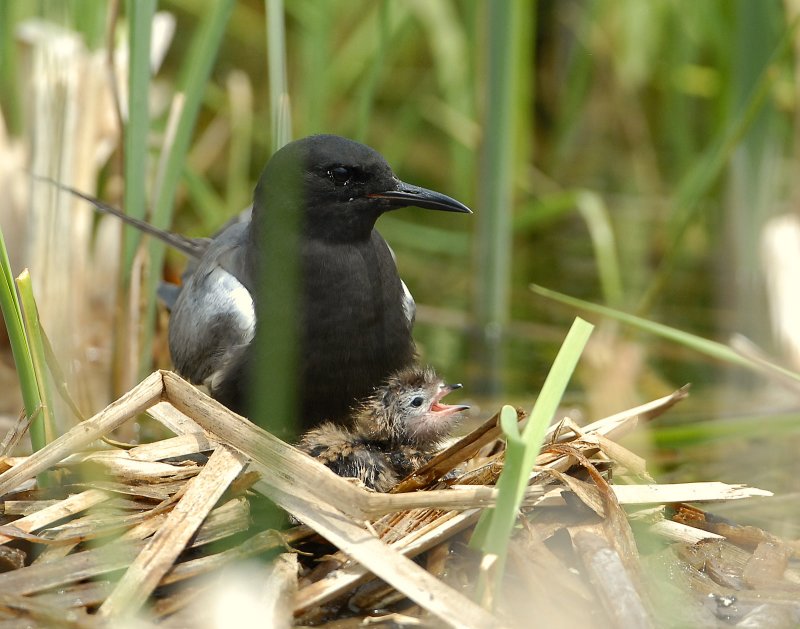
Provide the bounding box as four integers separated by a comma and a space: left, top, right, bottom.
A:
368, 181, 472, 214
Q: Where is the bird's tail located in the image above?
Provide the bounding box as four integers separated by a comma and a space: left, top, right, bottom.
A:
32, 175, 209, 260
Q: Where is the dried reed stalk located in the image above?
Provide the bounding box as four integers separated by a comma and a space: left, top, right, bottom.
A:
0, 371, 777, 628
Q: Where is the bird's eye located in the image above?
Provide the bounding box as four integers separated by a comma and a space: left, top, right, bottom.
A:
327, 166, 353, 186
410, 396, 424, 408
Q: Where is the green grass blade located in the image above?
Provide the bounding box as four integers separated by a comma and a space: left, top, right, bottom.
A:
121, 0, 155, 279
649, 411, 800, 450
40, 328, 87, 423
575, 191, 623, 308
0, 1, 22, 135
472, 0, 526, 396
250, 169, 301, 441
183, 164, 229, 233
68, 0, 107, 49
303, 3, 406, 111
0, 226, 42, 446
15, 271, 57, 449
139, 0, 236, 376
512, 191, 578, 233
353, 0, 389, 142
532, 284, 800, 383
266, 0, 292, 150
296, 1, 333, 134
550, 2, 598, 174
378, 216, 470, 256
471, 317, 594, 597
410, 0, 480, 195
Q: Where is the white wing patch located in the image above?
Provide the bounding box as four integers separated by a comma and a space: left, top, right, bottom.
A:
202, 266, 256, 393
401, 280, 415, 327
208, 266, 256, 343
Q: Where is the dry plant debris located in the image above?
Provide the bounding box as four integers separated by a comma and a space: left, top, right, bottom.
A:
0, 371, 786, 628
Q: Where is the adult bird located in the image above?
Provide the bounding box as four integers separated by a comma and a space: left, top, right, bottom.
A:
56, 135, 471, 429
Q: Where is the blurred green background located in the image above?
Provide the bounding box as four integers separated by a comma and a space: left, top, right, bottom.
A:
1, 0, 799, 534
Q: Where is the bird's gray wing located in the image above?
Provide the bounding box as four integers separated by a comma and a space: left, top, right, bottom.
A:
167, 222, 256, 389
161, 204, 256, 307
156, 283, 182, 311
211, 204, 253, 237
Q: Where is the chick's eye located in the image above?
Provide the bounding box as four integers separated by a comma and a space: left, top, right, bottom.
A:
327, 166, 353, 186
410, 396, 424, 408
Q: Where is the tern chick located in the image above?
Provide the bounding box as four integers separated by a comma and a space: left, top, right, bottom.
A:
298, 366, 468, 492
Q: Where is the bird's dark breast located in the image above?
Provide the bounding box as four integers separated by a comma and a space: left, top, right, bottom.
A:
298, 231, 416, 428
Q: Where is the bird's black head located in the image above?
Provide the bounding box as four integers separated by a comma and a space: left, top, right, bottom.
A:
252, 135, 471, 243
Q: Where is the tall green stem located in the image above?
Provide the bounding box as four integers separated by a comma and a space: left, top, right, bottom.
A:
471, 0, 531, 395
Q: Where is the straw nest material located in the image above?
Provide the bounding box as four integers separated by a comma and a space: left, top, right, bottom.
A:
0, 371, 791, 628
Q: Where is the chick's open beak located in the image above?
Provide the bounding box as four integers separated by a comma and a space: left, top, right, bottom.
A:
430, 382, 470, 415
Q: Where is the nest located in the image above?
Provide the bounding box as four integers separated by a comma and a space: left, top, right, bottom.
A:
0, 371, 792, 627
